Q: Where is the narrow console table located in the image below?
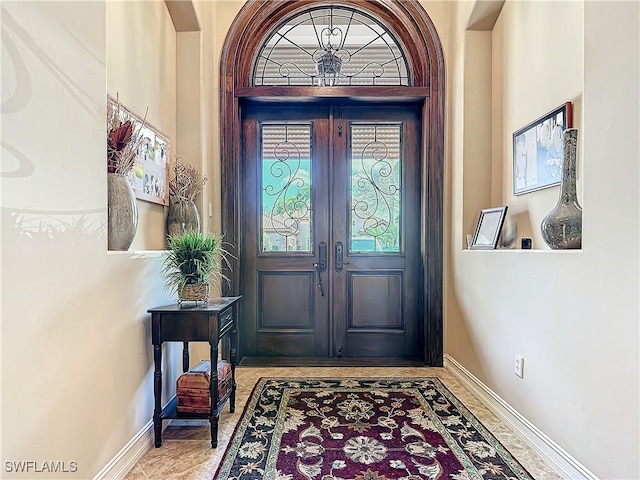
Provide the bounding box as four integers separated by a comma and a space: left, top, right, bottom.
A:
148, 296, 241, 448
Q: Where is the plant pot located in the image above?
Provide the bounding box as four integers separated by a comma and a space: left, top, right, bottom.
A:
108, 173, 138, 251
178, 283, 210, 303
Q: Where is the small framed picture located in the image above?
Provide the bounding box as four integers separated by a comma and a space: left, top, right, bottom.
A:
513, 102, 573, 195
470, 206, 508, 250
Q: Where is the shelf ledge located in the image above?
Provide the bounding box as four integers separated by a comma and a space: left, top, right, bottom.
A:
462, 248, 583, 254
107, 250, 168, 258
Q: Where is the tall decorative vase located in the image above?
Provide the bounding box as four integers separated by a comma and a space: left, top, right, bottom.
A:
541, 128, 582, 249
107, 172, 138, 251
167, 200, 201, 238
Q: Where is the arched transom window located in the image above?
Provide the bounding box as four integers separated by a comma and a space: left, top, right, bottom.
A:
253, 6, 410, 86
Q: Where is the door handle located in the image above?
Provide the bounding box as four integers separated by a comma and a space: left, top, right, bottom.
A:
335, 241, 350, 272
313, 241, 327, 296
318, 241, 327, 272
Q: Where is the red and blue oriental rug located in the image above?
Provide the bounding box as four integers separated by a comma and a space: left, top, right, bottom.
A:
214, 377, 533, 480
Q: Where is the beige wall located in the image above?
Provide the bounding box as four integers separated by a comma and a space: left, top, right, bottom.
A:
107, 0, 176, 251
177, 0, 248, 368
0, 1, 248, 476
1, 1, 180, 477
498, 1, 583, 247
199, 0, 245, 238
448, 1, 639, 478
1, 0, 638, 479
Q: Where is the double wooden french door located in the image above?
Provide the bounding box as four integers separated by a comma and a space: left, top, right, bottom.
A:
240, 102, 423, 360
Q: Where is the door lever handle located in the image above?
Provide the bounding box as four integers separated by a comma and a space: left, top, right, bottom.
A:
313, 263, 325, 296
313, 241, 328, 296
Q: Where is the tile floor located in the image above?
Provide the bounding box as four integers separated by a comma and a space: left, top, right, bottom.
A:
124, 366, 561, 480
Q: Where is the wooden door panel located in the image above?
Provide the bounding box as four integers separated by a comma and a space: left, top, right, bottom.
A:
241, 102, 423, 360
348, 272, 403, 329
241, 103, 330, 358
258, 271, 315, 329
345, 332, 406, 357
255, 333, 318, 357
332, 105, 423, 359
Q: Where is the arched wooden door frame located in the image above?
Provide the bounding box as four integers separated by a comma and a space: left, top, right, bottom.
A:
220, 0, 445, 366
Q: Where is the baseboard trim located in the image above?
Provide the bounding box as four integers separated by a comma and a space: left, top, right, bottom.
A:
92, 419, 154, 480
444, 354, 597, 480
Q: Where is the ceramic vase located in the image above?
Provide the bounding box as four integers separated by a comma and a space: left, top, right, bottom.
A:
541, 128, 582, 249
107, 173, 138, 251
167, 200, 201, 238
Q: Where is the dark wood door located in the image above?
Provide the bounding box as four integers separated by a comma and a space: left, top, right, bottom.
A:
241, 102, 422, 359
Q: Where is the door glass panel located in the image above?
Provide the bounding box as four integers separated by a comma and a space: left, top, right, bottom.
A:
261, 124, 313, 253
350, 124, 401, 252
253, 7, 409, 86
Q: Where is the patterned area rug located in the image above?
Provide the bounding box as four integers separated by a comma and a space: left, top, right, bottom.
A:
214, 378, 532, 480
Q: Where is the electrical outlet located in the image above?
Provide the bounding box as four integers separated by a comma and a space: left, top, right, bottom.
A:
514, 354, 524, 378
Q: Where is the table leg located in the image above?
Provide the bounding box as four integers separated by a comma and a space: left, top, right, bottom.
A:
230, 322, 237, 413
153, 343, 163, 448
209, 342, 219, 448
182, 342, 189, 373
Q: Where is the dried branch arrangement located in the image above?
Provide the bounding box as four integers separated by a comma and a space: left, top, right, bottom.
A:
168, 159, 208, 202
107, 94, 148, 175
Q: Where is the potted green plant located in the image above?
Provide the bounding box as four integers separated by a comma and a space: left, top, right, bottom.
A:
162, 230, 230, 303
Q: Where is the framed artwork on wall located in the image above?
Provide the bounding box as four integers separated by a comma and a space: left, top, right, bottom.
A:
470, 206, 508, 250
107, 95, 170, 206
513, 102, 573, 195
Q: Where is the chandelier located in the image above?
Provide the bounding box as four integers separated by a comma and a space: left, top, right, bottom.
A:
314, 23, 344, 86
316, 51, 343, 86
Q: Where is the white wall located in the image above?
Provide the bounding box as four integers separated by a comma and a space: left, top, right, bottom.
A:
448, 1, 640, 477
1, 1, 177, 477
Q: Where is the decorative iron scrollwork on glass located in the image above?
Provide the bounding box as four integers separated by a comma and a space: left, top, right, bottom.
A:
350, 125, 401, 252
261, 125, 313, 253
254, 7, 409, 86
